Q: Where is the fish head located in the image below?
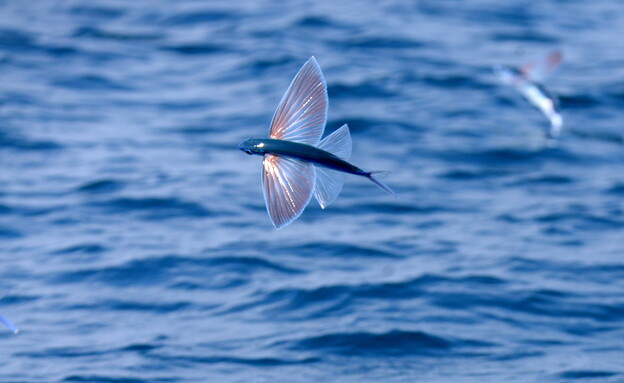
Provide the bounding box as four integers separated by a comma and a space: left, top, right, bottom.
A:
238, 138, 267, 156
493, 65, 523, 85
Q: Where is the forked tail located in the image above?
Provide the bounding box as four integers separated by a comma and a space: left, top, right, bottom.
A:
0, 314, 18, 334
547, 112, 563, 139
367, 172, 397, 198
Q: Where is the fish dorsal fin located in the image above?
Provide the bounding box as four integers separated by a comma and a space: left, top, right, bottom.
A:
268, 57, 328, 146
262, 154, 315, 229
317, 124, 351, 160
313, 124, 351, 209
521, 50, 562, 83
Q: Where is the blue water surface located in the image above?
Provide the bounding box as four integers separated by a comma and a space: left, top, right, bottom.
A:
1, 1, 624, 382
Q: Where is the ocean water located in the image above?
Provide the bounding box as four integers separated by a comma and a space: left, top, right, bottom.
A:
1, 1, 624, 382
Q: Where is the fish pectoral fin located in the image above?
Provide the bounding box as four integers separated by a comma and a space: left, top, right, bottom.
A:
318, 124, 352, 160
521, 50, 562, 83
268, 57, 328, 146
314, 166, 344, 209
262, 154, 315, 229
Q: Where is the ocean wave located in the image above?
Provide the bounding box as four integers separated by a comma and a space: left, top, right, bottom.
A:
283, 329, 494, 356
87, 197, 215, 219
76, 180, 126, 194
0, 131, 63, 151
2, 0, 624, 381
160, 42, 231, 55
557, 370, 619, 380
226, 274, 505, 318
52, 254, 300, 287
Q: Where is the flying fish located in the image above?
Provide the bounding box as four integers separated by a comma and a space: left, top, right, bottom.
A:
239, 57, 396, 229
494, 50, 563, 138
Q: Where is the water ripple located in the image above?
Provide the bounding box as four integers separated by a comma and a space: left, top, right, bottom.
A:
88, 197, 214, 219
53, 254, 300, 287
284, 330, 494, 356
2, 0, 624, 382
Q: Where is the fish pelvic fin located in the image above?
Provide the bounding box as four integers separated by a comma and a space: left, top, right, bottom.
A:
314, 166, 344, 209
317, 124, 352, 160
313, 124, 352, 209
367, 172, 398, 198
314, 124, 352, 209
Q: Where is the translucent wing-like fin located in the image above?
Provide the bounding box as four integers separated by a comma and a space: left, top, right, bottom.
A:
314, 166, 344, 209
318, 124, 352, 160
493, 64, 522, 86
268, 57, 328, 145
521, 50, 562, 82
0, 314, 18, 334
262, 154, 315, 229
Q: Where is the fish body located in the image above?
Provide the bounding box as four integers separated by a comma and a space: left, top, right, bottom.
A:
493, 50, 563, 138
518, 80, 562, 137
239, 138, 365, 176
239, 57, 396, 229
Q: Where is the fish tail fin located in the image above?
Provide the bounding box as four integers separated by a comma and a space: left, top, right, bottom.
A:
548, 113, 563, 138
367, 172, 397, 198
0, 314, 19, 334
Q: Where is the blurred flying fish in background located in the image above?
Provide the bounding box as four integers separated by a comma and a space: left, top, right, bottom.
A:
239, 57, 396, 229
0, 314, 19, 334
493, 50, 563, 139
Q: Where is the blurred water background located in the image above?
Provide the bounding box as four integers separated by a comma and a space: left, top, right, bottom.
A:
1, 1, 624, 382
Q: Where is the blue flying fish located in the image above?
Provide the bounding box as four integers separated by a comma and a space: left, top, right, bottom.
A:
493, 50, 563, 138
0, 314, 18, 334
239, 57, 397, 229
